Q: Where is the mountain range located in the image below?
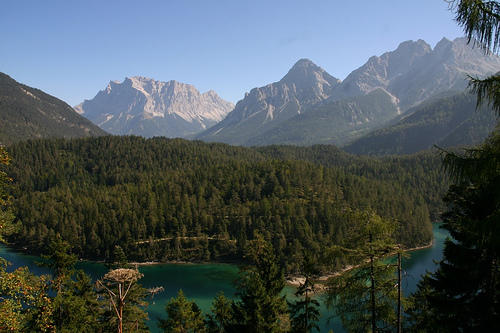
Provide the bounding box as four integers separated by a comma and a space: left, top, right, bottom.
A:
0, 73, 106, 145
1, 37, 498, 154
74, 77, 234, 138
196, 37, 499, 147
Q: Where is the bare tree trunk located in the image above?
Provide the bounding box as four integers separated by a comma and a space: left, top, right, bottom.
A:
397, 251, 402, 333
370, 232, 376, 333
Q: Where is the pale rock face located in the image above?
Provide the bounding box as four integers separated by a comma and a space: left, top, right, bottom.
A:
196, 37, 499, 146
197, 58, 342, 145
74, 77, 234, 138
332, 37, 500, 109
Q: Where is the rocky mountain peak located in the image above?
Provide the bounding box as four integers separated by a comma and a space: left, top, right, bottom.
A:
281, 58, 340, 89
75, 77, 234, 138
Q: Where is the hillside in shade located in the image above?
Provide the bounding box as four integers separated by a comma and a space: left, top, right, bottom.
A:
0, 73, 107, 145
343, 92, 497, 155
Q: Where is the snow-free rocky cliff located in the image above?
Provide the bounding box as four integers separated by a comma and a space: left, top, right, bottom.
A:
75, 77, 234, 138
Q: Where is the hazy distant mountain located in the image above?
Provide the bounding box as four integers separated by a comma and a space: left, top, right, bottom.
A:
196, 59, 341, 145
343, 92, 497, 155
246, 88, 399, 146
0, 73, 106, 145
196, 37, 499, 147
331, 37, 500, 110
75, 77, 234, 138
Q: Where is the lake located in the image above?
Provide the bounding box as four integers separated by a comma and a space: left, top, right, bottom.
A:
0, 223, 448, 332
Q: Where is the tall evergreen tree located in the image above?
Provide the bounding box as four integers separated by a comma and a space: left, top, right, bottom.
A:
160, 289, 206, 333
326, 210, 399, 332
228, 236, 289, 332
205, 292, 233, 333
38, 237, 102, 332
288, 252, 320, 333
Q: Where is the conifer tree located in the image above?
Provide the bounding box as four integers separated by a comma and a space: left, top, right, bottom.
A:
160, 289, 206, 333
326, 210, 399, 332
205, 292, 233, 333
228, 236, 289, 332
288, 252, 320, 333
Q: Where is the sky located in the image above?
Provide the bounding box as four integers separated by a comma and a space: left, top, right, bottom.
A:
1, 0, 465, 106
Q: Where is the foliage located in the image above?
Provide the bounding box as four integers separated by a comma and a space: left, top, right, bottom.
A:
228, 237, 289, 332
160, 289, 206, 333
0, 146, 16, 243
0, 258, 55, 332
5, 136, 440, 272
449, 0, 500, 115
50, 270, 102, 333
409, 1, 500, 330
326, 210, 401, 332
288, 252, 321, 333
206, 292, 233, 333
408, 132, 500, 331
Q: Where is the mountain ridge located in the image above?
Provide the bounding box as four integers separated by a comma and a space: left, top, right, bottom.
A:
0, 72, 107, 145
75, 76, 234, 138
196, 37, 500, 146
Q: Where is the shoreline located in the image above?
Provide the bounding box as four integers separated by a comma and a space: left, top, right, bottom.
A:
285, 240, 434, 289
3, 239, 434, 284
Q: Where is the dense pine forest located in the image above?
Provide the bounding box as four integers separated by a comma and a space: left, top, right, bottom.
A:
5, 136, 446, 272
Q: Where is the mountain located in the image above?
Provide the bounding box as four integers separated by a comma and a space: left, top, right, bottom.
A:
246, 88, 400, 146
197, 38, 500, 147
0, 73, 106, 145
75, 76, 234, 138
195, 59, 341, 145
331, 37, 500, 110
343, 92, 497, 155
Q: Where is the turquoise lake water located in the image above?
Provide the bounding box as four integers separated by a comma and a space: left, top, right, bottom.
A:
0, 223, 448, 332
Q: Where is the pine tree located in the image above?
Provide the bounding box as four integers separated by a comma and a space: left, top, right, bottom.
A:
206, 292, 233, 333
326, 210, 399, 332
288, 252, 320, 333
39, 237, 102, 332
159, 289, 206, 333
228, 236, 289, 332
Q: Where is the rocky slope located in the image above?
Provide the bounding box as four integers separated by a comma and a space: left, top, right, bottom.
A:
331, 37, 500, 110
245, 88, 400, 146
0, 72, 107, 145
196, 59, 341, 145
75, 77, 234, 138
196, 37, 500, 146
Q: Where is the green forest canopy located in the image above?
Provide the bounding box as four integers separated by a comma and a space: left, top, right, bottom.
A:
4, 136, 447, 273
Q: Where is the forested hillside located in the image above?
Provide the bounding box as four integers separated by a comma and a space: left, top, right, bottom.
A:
344, 92, 497, 155
5, 137, 446, 272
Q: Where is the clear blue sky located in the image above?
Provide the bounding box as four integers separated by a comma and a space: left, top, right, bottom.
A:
1, 0, 464, 106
